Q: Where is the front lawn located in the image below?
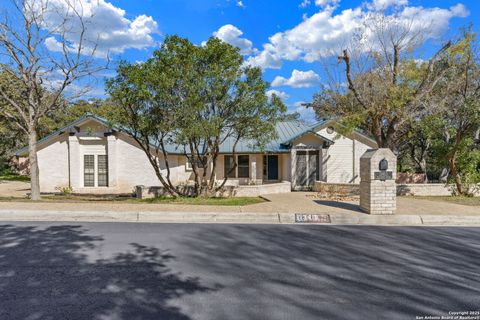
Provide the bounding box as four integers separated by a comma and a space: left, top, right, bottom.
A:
0, 174, 30, 182
0, 194, 266, 206
138, 196, 266, 206
414, 196, 480, 207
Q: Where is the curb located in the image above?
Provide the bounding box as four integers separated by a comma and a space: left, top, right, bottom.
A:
0, 210, 478, 226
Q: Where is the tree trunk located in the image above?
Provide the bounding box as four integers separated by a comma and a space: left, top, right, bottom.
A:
447, 152, 464, 195
439, 167, 449, 183
28, 127, 41, 200
420, 158, 428, 183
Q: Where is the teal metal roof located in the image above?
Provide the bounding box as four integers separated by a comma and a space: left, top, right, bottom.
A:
15, 114, 333, 156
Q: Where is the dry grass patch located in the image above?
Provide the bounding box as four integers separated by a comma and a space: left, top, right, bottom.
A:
413, 196, 480, 207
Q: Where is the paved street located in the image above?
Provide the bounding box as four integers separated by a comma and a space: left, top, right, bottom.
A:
0, 222, 479, 320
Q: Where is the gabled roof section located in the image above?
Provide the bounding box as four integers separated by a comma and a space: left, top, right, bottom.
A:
282, 129, 335, 145
15, 114, 113, 157
311, 119, 378, 148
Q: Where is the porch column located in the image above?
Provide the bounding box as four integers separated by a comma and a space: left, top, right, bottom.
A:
107, 135, 118, 188
251, 156, 256, 183
68, 135, 80, 189
291, 149, 296, 188
320, 148, 328, 181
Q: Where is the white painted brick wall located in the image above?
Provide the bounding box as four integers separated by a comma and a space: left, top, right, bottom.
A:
317, 128, 371, 184
37, 134, 70, 192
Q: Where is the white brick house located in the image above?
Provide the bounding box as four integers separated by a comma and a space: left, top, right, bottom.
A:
15, 114, 377, 194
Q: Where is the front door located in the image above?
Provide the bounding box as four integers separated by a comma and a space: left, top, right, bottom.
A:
295, 151, 307, 187
267, 155, 279, 180
294, 150, 319, 190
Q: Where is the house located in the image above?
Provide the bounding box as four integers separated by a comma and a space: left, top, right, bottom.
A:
15, 114, 377, 194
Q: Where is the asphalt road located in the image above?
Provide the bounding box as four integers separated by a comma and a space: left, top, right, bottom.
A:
0, 222, 479, 320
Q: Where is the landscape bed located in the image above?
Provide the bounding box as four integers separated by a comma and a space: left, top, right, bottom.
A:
0, 194, 266, 206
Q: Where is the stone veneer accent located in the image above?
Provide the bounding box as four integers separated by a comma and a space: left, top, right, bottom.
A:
359, 149, 397, 215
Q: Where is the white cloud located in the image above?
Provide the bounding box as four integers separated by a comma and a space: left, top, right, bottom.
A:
300, 0, 340, 8
212, 24, 253, 55
266, 89, 289, 100
245, 46, 282, 69
29, 0, 159, 58
292, 101, 316, 122
249, 1, 469, 69
236, 1, 245, 8
272, 70, 320, 88
369, 0, 408, 11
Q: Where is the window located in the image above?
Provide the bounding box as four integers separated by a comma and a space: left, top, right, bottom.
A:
237, 155, 249, 178
84, 155, 95, 187
97, 155, 108, 187
224, 155, 236, 178
186, 159, 193, 171
186, 157, 203, 171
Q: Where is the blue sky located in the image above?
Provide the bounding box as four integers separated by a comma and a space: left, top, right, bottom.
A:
3, 0, 479, 121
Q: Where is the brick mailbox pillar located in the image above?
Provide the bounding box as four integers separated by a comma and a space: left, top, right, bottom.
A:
360, 149, 397, 215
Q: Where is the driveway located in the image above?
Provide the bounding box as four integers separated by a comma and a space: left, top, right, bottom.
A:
0, 222, 479, 320
257, 192, 480, 216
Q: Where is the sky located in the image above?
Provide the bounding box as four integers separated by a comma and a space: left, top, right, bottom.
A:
3, 0, 479, 121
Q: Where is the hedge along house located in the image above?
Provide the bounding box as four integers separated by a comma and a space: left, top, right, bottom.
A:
15, 114, 377, 194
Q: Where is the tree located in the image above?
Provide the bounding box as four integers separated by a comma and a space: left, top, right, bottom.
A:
432, 31, 480, 195
107, 35, 285, 197
397, 115, 445, 182
0, 0, 105, 199
310, 14, 452, 150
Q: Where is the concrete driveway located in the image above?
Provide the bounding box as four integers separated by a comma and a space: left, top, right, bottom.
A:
257, 192, 480, 216
1, 222, 479, 320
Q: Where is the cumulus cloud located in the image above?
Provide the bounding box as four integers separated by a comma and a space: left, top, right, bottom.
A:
266, 89, 289, 100
300, 0, 340, 8
369, 0, 408, 11
29, 0, 159, 58
236, 1, 245, 8
245, 46, 282, 69
249, 1, 469, 69
272, 70, 320, 88
212, 24, 253, 55
292, 101, 316, 122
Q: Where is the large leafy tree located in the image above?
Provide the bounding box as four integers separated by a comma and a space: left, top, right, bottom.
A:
107, 35, 285, 197
431, 31, 480, 195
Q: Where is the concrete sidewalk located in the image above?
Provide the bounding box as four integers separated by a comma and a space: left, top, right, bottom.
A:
0, 191, 478, 226
1, 209, 480, 226
1, 192, 479, 215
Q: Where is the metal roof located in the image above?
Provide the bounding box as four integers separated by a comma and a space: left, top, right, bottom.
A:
15, 114, 333, 156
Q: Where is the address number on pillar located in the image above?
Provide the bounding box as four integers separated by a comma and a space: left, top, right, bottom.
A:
374, 171, 393, 181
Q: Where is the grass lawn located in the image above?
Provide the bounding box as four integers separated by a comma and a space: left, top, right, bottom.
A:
414, 196, 480, 207
138, 196, 266, 206
0, 194, 266, 206
0, 174, 30, 182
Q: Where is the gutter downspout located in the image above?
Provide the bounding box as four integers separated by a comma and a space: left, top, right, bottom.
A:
67, 135, 71, 188
352, 139, 356, 183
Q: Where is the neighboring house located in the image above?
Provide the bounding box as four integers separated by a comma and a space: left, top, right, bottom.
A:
15, 114, 377, 194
